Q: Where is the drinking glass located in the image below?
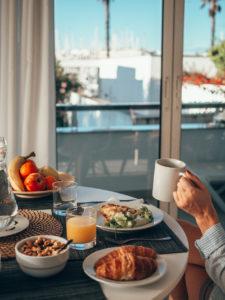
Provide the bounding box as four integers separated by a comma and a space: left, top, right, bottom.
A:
0, 136, 18, 230
0, 191, 18, 231
0, 137, 7, 163
52, 181, 78, 216
66, 206, 97, 250
0, 137, 8, 197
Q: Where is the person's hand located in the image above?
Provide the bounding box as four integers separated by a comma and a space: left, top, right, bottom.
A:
173, 170, 219, 234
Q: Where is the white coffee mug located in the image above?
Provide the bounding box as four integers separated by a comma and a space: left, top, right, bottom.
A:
152, 158, 186, 202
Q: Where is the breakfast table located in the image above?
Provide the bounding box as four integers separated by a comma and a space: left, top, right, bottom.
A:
0, 186, 189, 300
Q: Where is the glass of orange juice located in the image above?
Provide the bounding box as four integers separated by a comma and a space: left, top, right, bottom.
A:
66, 206, 97, 250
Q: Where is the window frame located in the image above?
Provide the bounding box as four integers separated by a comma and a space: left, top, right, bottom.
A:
160, 0, 184, 215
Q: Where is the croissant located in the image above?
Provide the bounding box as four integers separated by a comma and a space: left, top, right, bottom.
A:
94, 245, 157, 281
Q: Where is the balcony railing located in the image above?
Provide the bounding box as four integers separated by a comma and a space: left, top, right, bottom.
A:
56, 102, 225, 111
56, 102, 225, 133
56, 101, 225, 195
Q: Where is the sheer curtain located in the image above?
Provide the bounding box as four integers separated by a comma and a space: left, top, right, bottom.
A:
0, 0, 56, 167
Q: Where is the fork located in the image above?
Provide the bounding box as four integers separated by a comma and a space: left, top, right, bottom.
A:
105, 236, 172, 245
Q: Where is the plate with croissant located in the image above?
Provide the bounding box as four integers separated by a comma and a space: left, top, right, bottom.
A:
83, 245, 167, 287
97, 202, 164, 232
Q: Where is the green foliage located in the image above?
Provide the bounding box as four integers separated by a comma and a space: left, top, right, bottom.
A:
55, 60, 82, 103
209, 41, 225, 76
55, 60, 82, 127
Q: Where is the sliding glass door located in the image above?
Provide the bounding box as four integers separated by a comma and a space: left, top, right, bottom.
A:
54, 0, 165, 200
180, 0, 225, 205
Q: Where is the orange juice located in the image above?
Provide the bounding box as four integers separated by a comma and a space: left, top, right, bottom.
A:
66, 216, 96, 243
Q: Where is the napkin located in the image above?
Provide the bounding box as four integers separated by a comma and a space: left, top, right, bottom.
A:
102, 197, 144, 208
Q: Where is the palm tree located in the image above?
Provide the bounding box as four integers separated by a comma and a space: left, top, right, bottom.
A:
201, 0, 222, 47
101, 0, 111, 58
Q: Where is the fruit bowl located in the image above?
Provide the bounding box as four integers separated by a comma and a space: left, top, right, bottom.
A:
13, 190, 54, 199
8, 151, 75, 197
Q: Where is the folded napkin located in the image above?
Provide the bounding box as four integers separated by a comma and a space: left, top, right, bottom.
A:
101, 197, 144, 208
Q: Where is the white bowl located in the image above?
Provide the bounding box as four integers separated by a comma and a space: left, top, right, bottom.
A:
15, 235, 69, 278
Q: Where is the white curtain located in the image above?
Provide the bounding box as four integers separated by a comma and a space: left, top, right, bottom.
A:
0, 0, 56, 167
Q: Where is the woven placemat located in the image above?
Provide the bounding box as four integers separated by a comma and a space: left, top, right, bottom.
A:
0, 209, 63, 260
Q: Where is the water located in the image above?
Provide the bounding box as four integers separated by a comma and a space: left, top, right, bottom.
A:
0, 195, 18, 230
0, 137, 16, 230
53, 184, 77, 216
53, 202, 76, 216
0, 146, 7, 163
0, 136, 7, 164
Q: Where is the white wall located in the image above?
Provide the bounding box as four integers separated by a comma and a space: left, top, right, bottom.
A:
60, 54, 218, 103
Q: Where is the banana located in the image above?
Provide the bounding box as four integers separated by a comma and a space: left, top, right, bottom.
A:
39, 165, 59, 179
58, 171, 75, 182
8, 152, 36, 191
39, 167, 75, 181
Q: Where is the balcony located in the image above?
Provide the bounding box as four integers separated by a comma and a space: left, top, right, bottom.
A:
56, 102, 225, 207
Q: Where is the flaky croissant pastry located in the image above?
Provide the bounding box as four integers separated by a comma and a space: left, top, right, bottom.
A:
94, 245, 157, 281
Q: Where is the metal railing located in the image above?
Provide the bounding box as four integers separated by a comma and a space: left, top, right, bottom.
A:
56, 102, 225, 133
56, 102, 225, 111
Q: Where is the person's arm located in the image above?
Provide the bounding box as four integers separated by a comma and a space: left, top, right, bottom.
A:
173, 170, 225, 292
195, 223, 225, 294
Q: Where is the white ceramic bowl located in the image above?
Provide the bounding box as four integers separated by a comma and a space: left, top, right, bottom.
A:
15, 235, 69, 278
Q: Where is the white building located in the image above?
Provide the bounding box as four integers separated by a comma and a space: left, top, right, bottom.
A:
58, 49, 221, 105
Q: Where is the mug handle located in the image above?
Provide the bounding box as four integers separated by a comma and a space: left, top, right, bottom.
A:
179, 171, 185, 178
179, 169, 200, 188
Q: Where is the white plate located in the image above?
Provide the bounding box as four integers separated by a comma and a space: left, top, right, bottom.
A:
0, 215, 29, 238
97, 204, 164, 232
13, 190, 53, 199
83, 247, 167, 288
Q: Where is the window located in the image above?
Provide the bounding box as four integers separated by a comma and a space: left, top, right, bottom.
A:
180, 0, 225, 212
55, 0, 163, 199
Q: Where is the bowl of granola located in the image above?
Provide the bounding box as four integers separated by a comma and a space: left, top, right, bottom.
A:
15, 235, 69, 278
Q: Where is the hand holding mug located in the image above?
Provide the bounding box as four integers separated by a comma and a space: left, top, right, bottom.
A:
173, 170, 219, 234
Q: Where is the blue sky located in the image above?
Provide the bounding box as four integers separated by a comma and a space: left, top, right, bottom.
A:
55, 0, 225, 53
184, 0, 225, 52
